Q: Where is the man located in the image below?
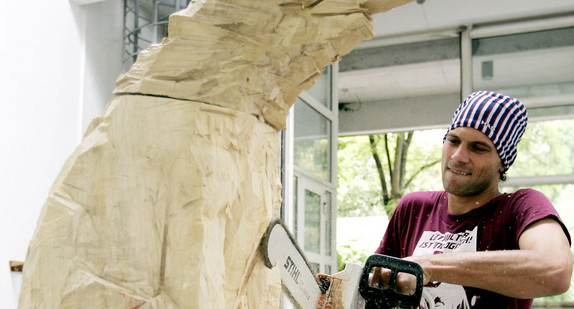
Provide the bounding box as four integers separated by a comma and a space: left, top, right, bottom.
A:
374, 91, 572, 308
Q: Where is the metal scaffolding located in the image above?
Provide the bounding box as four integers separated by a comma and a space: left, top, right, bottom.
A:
122, 0, 191, 72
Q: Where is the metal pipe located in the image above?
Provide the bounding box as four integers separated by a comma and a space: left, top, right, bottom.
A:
152, 0, 159, 44
459, 25, 473, 99
133, 0, 140, 63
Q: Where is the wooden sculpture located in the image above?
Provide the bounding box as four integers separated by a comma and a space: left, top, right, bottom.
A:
19, 0, 411, 307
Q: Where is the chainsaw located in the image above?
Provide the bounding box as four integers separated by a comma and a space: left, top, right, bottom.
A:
260, 218, 430, 309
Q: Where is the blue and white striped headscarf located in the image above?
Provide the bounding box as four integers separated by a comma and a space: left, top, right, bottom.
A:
445, 91, 528, 172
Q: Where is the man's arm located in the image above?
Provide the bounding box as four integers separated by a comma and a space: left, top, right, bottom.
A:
406, 218, 572, 298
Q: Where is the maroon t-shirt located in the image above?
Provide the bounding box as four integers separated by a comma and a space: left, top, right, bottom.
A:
375, 189, 570, 309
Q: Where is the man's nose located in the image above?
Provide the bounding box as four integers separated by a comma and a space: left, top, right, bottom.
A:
451, 145, 470, 163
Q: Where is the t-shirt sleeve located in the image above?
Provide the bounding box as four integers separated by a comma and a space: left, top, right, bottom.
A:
512, 189, 571, 245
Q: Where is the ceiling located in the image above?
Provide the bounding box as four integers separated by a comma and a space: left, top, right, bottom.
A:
370, 0, 574, 38
337, 0, 574, 105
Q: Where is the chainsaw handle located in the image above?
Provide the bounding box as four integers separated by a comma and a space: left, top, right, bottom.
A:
358, 254, 424, 309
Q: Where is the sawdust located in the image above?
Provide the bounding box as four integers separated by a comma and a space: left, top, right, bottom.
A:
316, 274, 344, 309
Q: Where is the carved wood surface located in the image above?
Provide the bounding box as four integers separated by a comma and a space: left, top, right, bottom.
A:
19, 0, 411, 308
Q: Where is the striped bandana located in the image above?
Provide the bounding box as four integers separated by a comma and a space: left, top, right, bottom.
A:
445, 91, 528, 171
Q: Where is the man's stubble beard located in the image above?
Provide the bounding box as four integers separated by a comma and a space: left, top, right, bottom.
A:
442, 173, 493, 197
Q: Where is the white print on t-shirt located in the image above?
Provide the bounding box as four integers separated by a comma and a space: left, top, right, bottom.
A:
413, 227, 478, 309
414, 227, 477, 255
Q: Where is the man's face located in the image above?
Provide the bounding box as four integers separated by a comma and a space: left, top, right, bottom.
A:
441, 127, 504, 197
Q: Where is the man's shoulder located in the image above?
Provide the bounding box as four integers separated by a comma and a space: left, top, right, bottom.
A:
503, 188, 550, 204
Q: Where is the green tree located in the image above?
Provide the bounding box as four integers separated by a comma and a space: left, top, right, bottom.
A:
338, 129, 444, 218
338, 136, 387, 217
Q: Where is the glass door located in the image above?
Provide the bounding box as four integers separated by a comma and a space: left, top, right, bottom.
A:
280, 65, 338, 308
297, 177, 335, 275
288, 65, 338, 273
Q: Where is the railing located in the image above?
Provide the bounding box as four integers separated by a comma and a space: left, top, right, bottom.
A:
122, 0, 192, 72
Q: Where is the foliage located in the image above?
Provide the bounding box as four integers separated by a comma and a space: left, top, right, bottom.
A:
294, 139, 329, 181
338, 129, 444, 217
510, 120, 574, 177
502, 119, 574, 203
338, 136, 388, 217
337, 244, 371, 272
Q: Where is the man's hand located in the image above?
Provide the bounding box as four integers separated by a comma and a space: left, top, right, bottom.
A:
369, 266, 420, 296
404, 256, 432, 285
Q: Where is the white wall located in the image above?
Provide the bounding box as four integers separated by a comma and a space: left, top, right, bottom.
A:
0, 0, 122, 307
